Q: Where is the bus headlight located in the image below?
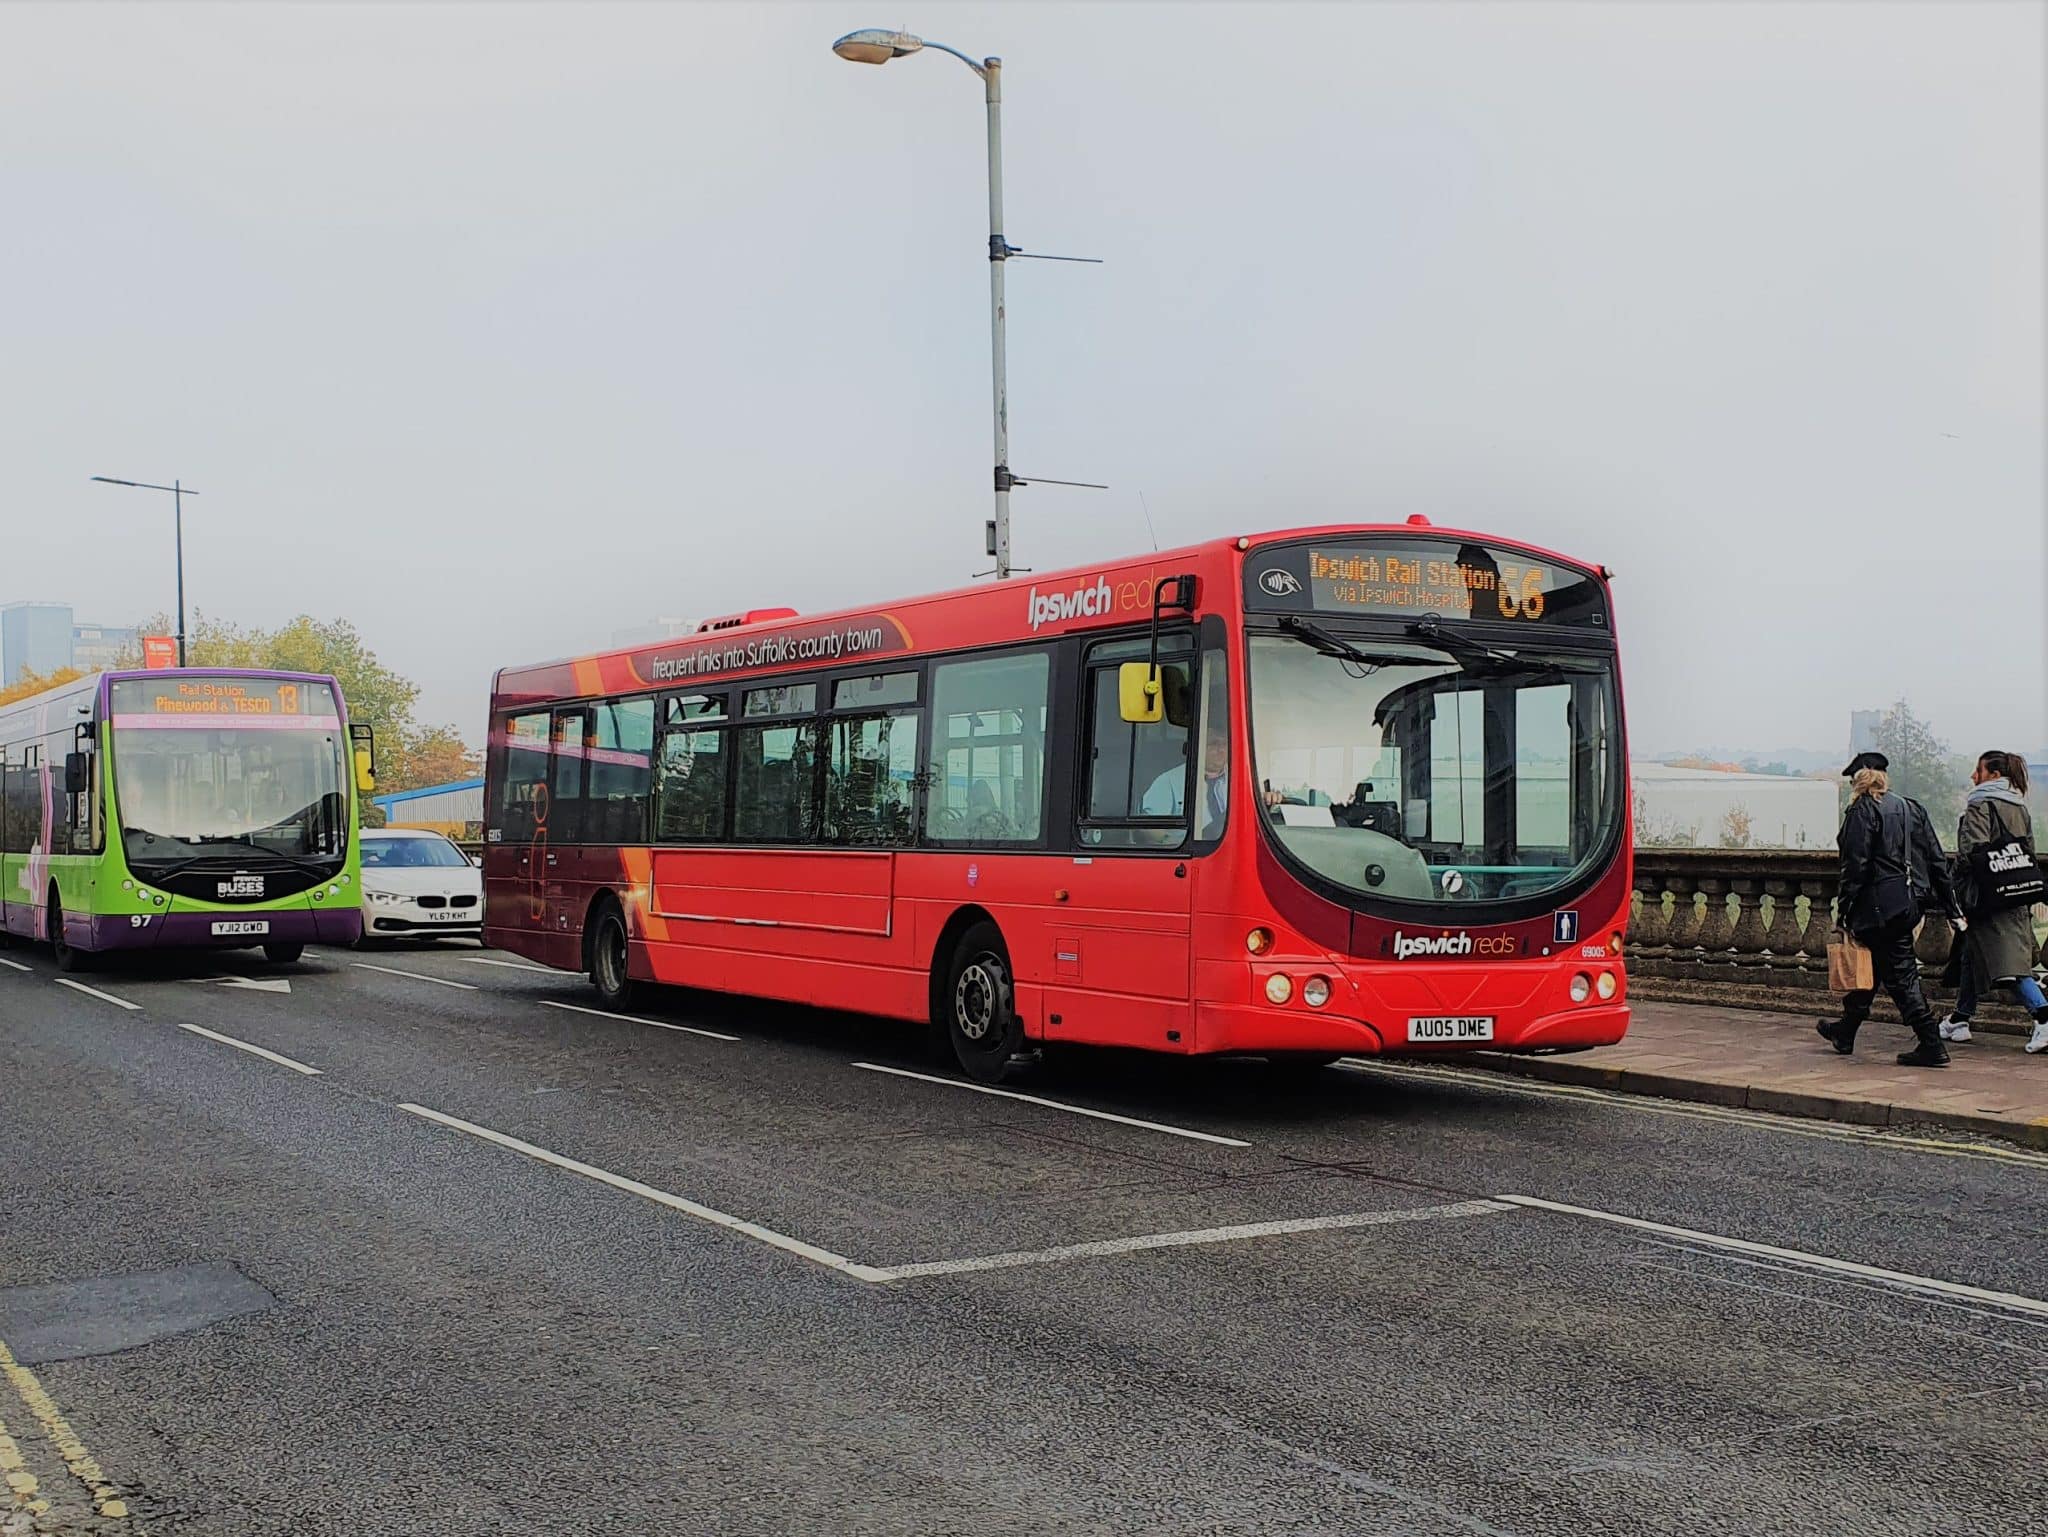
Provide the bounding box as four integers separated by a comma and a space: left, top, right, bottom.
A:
1596, 971, 1618, 1000
1302, 976, 1331, 1009
1569, 973, 1592, 1004
1264, 974, 1293, 1005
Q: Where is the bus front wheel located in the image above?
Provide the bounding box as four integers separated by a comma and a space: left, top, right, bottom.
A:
942, 922, 1025, 1084
263, 943, 305, 964
588, 900, 636, 1009
48, 895, 85, 973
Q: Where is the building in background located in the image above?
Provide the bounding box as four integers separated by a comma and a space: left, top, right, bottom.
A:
370, 778, 485, 839
71, 622, 139, 673
1, 601, 75, 684
1631, 762, 1839, 849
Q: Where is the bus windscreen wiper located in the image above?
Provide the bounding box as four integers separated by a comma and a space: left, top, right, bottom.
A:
1405, 614, 1517, 665
1278, 615, 1397, 669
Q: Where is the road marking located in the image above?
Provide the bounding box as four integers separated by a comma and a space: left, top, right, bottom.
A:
873, 1199, 1512, 1280
1342, 1058, 2048, 1170
352, 962, 478, 991
465, 957, 556, 974
852, 1061, 1252, 1148
217, 976, 292, 994
174, 1023, 321, 1076
1498, 1194, 2048, 1321
396, 1103, 890, 1282
0, 958, 31, 973
0, 1338, 130, 1520
541, 999, 739, 1042
51, 978, 140, 1012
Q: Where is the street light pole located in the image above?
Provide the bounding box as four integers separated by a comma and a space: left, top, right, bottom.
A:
90, 476, 195, 666
982, 56, 1012, 581
834, 28, 1029, 580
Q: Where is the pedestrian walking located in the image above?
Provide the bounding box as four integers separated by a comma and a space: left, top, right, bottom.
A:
1937, 751, 2048, 1053
1817, 753, 1956, 1066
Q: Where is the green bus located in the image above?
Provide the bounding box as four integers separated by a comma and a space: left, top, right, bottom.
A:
0, 668, 371, 968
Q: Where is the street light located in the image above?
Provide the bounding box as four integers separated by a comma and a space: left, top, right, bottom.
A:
90, 476, 195, 667
834, 27, 1020, 580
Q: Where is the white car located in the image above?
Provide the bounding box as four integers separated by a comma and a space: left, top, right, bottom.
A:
358, 829, 483, 942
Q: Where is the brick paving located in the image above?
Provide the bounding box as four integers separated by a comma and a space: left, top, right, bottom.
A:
1468, 997, 2048, 1148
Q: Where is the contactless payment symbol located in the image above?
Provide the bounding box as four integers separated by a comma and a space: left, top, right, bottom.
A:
1554, 910, 1580, 944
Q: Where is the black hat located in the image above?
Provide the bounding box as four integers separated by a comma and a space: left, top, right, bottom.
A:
1842, 751, 1889, 777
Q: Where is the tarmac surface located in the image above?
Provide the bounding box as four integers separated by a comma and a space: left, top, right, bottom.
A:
3, 939, 2046, 1535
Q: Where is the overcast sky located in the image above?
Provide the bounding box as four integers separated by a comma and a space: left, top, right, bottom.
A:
3, 1, 2040, 758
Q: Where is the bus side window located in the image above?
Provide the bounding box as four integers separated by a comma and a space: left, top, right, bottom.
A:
589, 698, 655, 845
495, 712, 552, 843
550, 709, 591, 845
1079, 640, 1193, 850
923, 650, 1050, 845
655, 694, 730, 842
733, 684, 819, 843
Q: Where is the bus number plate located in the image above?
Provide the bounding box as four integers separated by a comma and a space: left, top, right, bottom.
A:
1407, 1015, 1494, 1043
211, 920, 271, 937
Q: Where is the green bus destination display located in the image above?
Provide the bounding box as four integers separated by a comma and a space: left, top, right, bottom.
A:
1245, 537, 1608, 628
110, 677, 340, 723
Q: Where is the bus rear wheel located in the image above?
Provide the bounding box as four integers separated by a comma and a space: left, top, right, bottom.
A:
588, 901, 636, 1009
263, 943, 305, 964
942, 921, 1026, 1084
48, 895, 85, 973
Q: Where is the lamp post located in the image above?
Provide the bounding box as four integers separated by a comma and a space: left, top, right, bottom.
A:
834, 27, 1018, 580
90, 476, 194, 666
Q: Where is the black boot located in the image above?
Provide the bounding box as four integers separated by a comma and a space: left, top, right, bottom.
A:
1816, 1017, 1858, 1056
1897, 1021, 1950, 1068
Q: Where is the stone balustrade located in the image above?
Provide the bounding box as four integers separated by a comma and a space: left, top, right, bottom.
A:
1627, 846, 2048, 1026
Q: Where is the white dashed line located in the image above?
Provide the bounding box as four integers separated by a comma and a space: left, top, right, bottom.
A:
0, 957, 31, 972
541, 999, 739, 1042
174, 1023, 322, 1076
397, 1103, 890, 1282
873, 1200, 1513, 1280
53, 977, 141, 1011
851, 1062, 1251, 1148
352, 962, 478, 991
1498, 1194, 2048, 1321
464, 957, 557, 974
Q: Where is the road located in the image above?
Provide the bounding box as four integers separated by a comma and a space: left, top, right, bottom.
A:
2, 940, 2044, 1535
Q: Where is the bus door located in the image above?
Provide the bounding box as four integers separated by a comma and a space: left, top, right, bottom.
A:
1054, 640, 1198, 1050
541, 706, 591, 969
488, 710, 553, 953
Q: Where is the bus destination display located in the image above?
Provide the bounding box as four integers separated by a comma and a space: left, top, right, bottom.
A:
111, 678, 338, 720
1245, 538, 1607, 628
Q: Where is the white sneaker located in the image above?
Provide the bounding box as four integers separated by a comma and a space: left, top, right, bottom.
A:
2027, 1021, 2048, 1055
1938, 1016, 1973, 1043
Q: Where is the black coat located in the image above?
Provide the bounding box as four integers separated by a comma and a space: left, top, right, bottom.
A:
1838, 792, 1953, 933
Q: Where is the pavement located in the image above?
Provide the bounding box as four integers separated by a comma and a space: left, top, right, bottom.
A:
3, 940, 2048, 1535
1472, 997, 2048, 1149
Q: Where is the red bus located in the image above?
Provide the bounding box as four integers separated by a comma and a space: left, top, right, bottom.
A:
484, 521, 1631, 1081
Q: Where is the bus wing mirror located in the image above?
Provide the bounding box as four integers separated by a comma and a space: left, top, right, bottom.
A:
64, 752, 89, 795
350, 723, 377, 793
1119, 663, 1164, 724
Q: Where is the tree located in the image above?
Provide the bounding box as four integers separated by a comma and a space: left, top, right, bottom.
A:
402, 724, 483, 790
1720, 802, 1753, 849
1870, 698, 1960, 834
0, 666, 88, 708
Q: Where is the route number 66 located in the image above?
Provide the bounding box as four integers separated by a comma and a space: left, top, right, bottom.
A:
1496, 564, 1548, 621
